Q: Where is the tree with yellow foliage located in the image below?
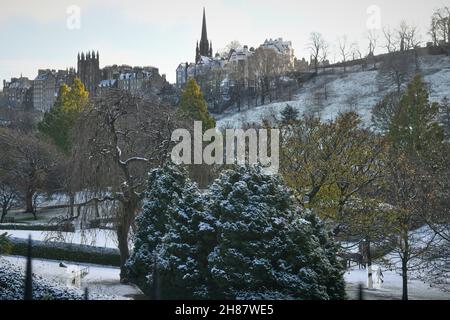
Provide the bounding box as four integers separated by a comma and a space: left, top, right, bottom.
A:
178, 79, 215, 130
38, 78, 89, 153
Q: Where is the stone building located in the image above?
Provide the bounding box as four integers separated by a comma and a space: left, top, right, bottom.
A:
226, 46, 255, 84
2, 77, 33, 108
77, 51, 101, 94
32, 69, 76, 112
260, 38, 296, 71
176, 63, 190, 88
98, 65, 167, 98
176, 10, 297, 90
294, 57, 310, 72
101, 64, 133, 81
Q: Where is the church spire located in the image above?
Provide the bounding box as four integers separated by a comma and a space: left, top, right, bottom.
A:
199, 8, 211, 60
196, 8, 212, 63
201, 7, 208, 45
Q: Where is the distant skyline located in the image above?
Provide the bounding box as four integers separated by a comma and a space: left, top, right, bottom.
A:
0, 0, 448, 88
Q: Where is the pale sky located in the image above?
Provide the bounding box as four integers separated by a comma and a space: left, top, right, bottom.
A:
0, 0, 447, 87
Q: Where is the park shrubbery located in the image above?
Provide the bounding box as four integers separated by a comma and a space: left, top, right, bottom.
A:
0, 258, 114, 300
0, 223, 75, 232
126, 163, 346, 300
9, 237, 120, 266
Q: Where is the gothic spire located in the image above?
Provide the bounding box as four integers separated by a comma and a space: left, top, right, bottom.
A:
201, 7, 208, 45
198, 7, 210, 58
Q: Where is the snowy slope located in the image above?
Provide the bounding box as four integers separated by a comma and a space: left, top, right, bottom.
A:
216, 54, 450, 129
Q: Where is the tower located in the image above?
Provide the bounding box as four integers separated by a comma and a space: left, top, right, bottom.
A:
77, 51, 100, 94
196, 8, 212, 63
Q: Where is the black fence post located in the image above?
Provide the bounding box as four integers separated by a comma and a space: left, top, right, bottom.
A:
24, 235, 33, 300
84, 287, 89, 301
358, 283, 364, 300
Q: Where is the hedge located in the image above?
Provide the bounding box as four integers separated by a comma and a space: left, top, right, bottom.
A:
9, 237, 120, 267
0, 223, 75, 232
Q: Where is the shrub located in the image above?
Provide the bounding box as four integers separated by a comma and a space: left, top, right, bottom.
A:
127, 164, 346, 300
0, 233, 11, 255
0, 259, 112, 300
9, 237, 120, 266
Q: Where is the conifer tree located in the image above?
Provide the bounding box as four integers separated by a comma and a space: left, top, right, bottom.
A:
280, 104, 299, 124
125, 162, 211, 299
127, 164, 346, 300
178, 79, 216, 130
388, 75, 444, 161
205, 165, 346, 300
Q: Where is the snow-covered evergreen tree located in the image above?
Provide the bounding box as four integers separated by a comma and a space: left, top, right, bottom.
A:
127, 164, 345, 300
205, 165, 346, 300
280, 104, 299, 124
125, 162, 211, 299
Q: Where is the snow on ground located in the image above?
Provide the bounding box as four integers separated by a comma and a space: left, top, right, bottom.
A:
2, 255, 143, 300
344, 225, 450, 300
3, 229, 117, 248
216, 54, 450, 129
345, 265, 450, 300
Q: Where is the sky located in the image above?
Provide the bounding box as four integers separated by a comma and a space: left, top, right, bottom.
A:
0, 0, 448, 87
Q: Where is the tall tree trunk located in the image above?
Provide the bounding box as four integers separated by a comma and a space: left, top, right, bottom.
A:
365, 239, 373, 289
402, 257, 408, 300
69, 192, 75, 217
25, 189, 34, 213
1, 207, 7, 223
117, 221, 130, 283
117, 196, 139, 282
402, 235, 409, 300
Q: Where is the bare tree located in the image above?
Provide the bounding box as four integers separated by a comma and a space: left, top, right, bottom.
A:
431, 7, 450, 44
367, 30, 379, 56
383, 26, 397, 53
338, 36, 352, 73
249, 47, 283, 105
0, 182, 20, 223
378, 51, 415, 93
0, 129, 59, 215
397, 20, 409, 52
406, 25, 422, 50
366, 30, 379, 69
430, 15, 440, 46
396, 21, 421, 52
219, 40, 242, 57
69, 90, 178, 281
308, 32, 328, 74
351, 43, 363, 61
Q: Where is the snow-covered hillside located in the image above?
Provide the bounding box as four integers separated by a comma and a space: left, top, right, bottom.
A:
216, 54, 450, 129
